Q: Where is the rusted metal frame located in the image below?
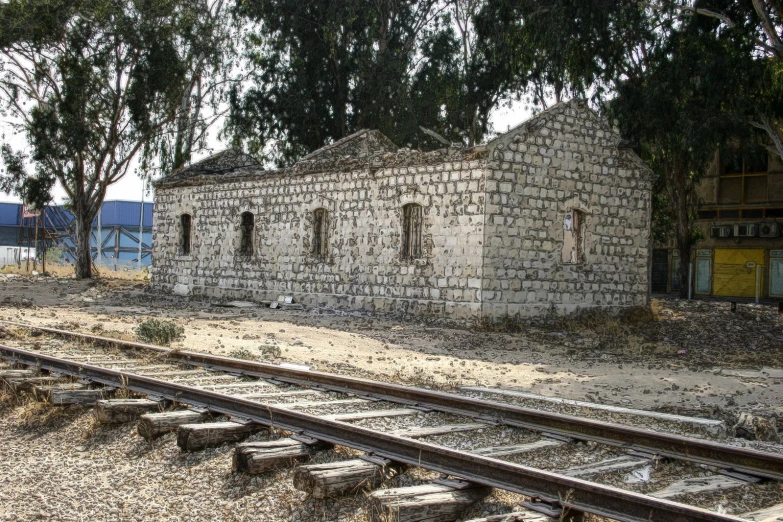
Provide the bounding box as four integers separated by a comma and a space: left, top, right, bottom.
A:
5, 321, 783, 481
0, 343, 744, 522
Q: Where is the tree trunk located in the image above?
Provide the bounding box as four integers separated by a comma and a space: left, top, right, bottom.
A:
673, 165, 693, 299
74, 210, 93, 279
665, 159, 694, 299
677, 228, 692, 299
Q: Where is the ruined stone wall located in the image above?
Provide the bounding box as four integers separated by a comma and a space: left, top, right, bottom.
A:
480, 102, 652, 319
152, 157, 487, 320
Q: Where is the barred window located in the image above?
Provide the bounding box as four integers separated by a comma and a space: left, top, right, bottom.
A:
312, 208, 328, 257
239, 211, 254, 256
180, 214, 192, 255
401, 203, 422, 259
561, 209, 585, 264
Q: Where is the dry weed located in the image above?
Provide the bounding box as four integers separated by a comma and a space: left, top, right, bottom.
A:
1, 262, 148, 281
16, 396, 77, 431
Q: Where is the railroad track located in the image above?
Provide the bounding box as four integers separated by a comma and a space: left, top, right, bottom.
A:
0, 321, 781, 522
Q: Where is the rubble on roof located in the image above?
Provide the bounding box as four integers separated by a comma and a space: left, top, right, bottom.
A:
161, 149, 262, 184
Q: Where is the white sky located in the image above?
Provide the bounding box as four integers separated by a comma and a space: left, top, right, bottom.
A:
0, 98, 535, 205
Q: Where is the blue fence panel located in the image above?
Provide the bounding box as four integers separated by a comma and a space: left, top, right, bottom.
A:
92, 201, 153, 228
0, 203, 20, 226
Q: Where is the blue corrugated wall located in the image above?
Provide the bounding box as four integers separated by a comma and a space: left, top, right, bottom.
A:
0, 203, 21, 226
2, 201, 153, 228
0, 200, 154, 266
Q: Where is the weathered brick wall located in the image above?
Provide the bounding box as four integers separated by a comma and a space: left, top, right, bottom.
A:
480, 102, 652, 319
153, 100, 652, 322
152, 154, 487, 320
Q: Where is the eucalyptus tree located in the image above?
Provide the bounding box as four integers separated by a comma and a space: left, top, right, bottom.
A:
230, 0, 447, 165
434, 0, 524, 146
0, 0, 226, 278
610, 18, 762, 296
653, 1, 783, 160
149, 0, 242, 174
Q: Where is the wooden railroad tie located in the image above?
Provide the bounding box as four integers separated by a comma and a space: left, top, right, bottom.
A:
649, 474, 754, 499
177, 421, 265, 451
2, 376, 67, 393
0, 369, 39, 380
94, 399, 165, 424
293, 457, 404, 498
233, 436, 332, 474
368, 479, 491, 522
137, 410, 210, 440
34, 383, 110, 405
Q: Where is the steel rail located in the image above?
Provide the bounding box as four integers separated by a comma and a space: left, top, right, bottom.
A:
0, 343, 745, 522
5, 321, 783, 482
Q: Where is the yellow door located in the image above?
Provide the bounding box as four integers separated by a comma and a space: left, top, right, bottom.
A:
713, 249, 765, 297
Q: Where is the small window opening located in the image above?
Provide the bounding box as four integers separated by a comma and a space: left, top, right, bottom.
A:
562, 209, 585, 264
239, 211, 254, 256
312, 208, 328, 257
401, 203, 423, 259
180, 214, 192, 255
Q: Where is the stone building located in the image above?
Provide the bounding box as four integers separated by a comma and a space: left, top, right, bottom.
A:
651, 146, 783, 299
151, 99, 653, 322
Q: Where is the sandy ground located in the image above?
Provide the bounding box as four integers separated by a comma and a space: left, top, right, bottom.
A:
2, 274, 782, 424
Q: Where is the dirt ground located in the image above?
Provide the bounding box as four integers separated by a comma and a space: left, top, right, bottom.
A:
2, 273, 783, 521
2, 273, 782, 425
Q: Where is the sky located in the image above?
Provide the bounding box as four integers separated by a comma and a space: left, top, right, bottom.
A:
0, 98, 536, 206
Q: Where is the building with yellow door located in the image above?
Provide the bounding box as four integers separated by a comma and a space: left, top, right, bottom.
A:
651, 146, 783, 299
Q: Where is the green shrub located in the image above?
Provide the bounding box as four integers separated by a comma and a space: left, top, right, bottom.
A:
45, 247, 66, 265
134, 319, 185, 346
228, 348, 256, 360
260, 344, 281, 359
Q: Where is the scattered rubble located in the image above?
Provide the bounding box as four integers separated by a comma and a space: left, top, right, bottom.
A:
734, 413, 780, 442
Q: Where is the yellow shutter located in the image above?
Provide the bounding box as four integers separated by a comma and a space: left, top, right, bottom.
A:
712, 249, 765, 297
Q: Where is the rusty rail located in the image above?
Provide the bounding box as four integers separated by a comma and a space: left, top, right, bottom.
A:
4, 320, 783, 483
0, 343, 746, 522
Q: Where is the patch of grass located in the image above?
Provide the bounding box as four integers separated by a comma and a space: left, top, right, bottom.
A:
228, 348, 257, 360
16, 396, 77, 431
134, 319, 185, 346
259, 345, 281, 359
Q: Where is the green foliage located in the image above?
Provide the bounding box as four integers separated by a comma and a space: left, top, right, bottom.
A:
229, 0, 520, 164
259, 344, 281, 359
134, 319, 185, 346
482, 0, 775, 296
45, 247, 66, 265
607, 7, 762, 284
0, 145, 53, 211
230, 0, 434, 164
228, 348, 257, 360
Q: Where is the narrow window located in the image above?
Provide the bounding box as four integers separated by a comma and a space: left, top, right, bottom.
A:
239, 211, 254, 256
562, 209, 585, 264
401, 203, 422, 259
312, 208, 328, 257
180, 214, 192, 255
